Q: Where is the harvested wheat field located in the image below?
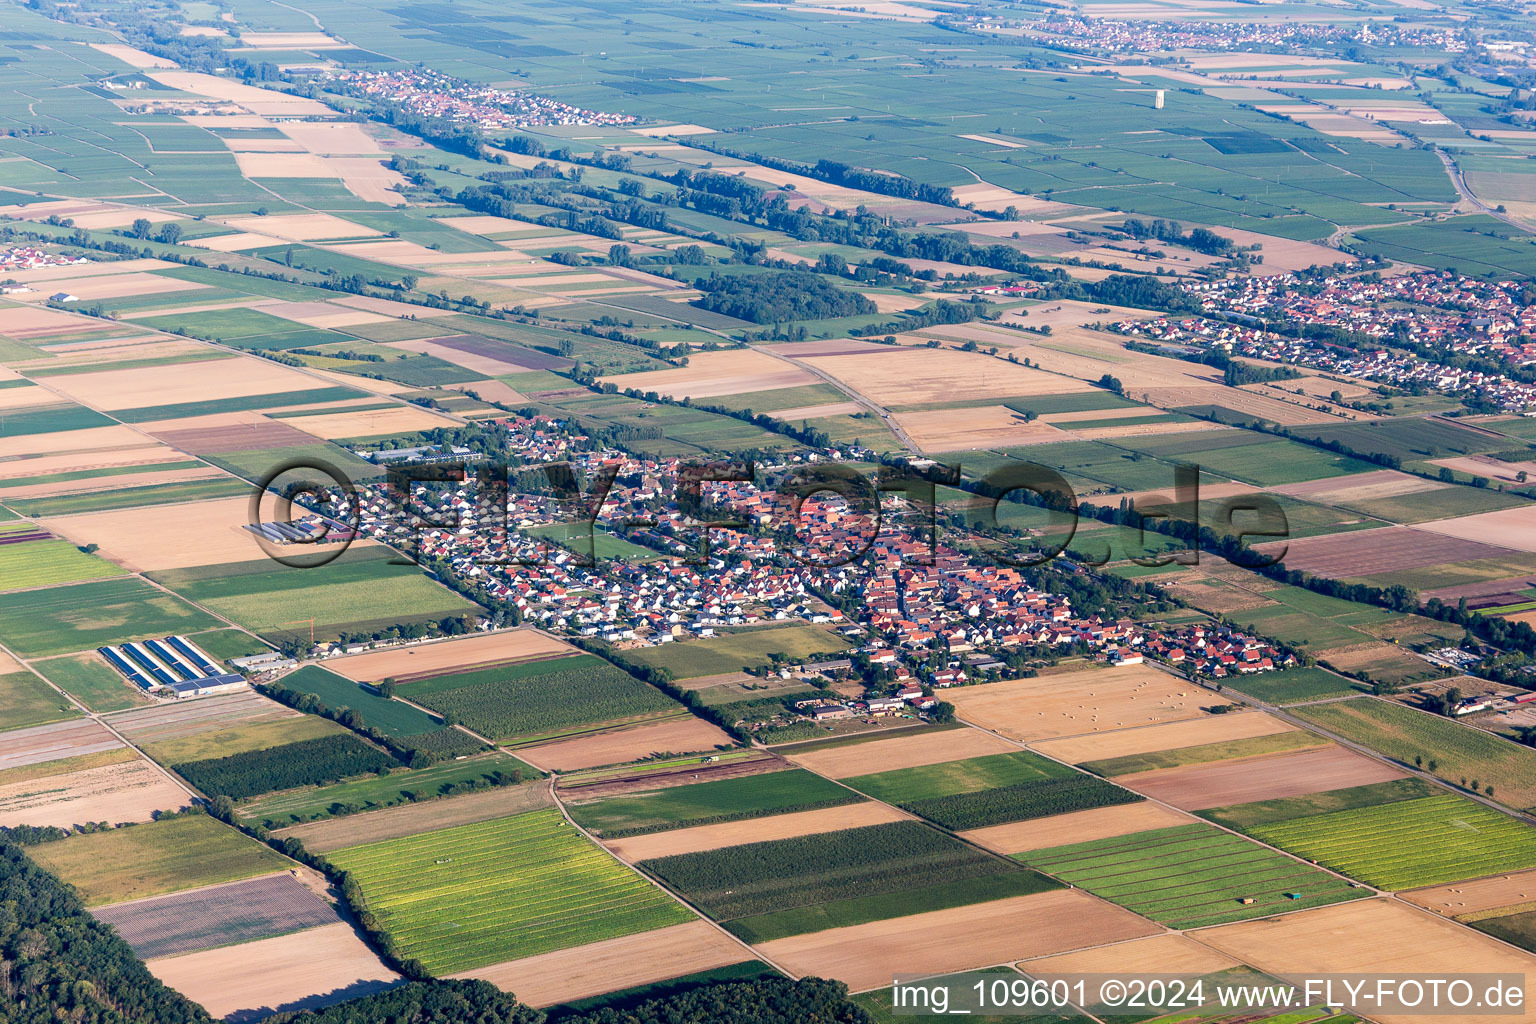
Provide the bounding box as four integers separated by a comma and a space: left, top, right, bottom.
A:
271, 780, 553, 853
1197, 899, 1536, 1024
381, 338, 531, 377
756, 889, 1161, 992
108, 692, 299, 746
46, 358, 328, 413
602, 349, 814, 400
0, 425, 153, 460
946, 667, 1207, 743
607, 801, 907, 861
1416, 506, 1536, 553
220, 213, 380, 240
894, 406, 1071, 453
1254, 527, 1515, 579
1032, 711, 1295, 765
1271, 469, 1439, 503
1114, 744, 1406, 810
147, 71, 333, 116
960, 800, 1195, 856
787, 726, 1018, 778
39, 497, 267, 571
1401, 869, 1536, 918
453, 921, 746, 1007
0, 758, 191, 829
0, 444, 181, 481
0, 720, 123, 773
148, 921, 397, 1022
802, 349, 1093, 406
281, 405, 457, 440
2, 464, 224, 500
1022, 932, 1240, 977
328, 630, 573, 682
517, 717, 734, 772
764, 401, 863, 419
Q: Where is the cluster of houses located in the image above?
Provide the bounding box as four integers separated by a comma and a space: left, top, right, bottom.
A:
0, 245, 89, 274
321, 69, 639, 129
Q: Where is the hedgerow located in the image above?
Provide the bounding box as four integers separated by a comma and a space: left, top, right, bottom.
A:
901, 775, 1141, 831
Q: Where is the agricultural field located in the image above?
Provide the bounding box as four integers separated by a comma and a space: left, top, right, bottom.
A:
0, 755, 193, 829
1113, 744, 1408, 811
1290, 699, 1536, 809
28, 815, 290, 905
173, 733, 400, 801
622, 624, 852, 678
1077, 730, 1327, 777
93, 873, 341, 960
638, 819, 1052, 942
1216, 667, 1365, 705
400, 654, 682, 745
0, 669, 79, 731
1248, 794, 1536, 890
325, 809, 692, 973
1018, 823, 1365, 928
566, 768, 861, 838
271, 781, 555, 854
33, 652, 148, 712
0, 577, 222, 657
275, 665, 447, 737
0, 532, 127, 591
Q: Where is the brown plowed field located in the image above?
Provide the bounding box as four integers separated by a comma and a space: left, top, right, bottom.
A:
270, 780, 553, 853
1022, 932, 1240, 976
1196, 899, 1536, 1024
786, 726, 1018, 778
960, 800, 1195, 855
452, 921, 745, 1007
946, 667, 1208, 743
326, 630, 574, 682
1253, 527, 1517, 578
0, 758, 190, 828
0, 720, 123, 772
40, 497, 268, 571
152, 419, 321, 454
1400, 869, 1536, 918
606, 801, 907, 861
1114, 744, 1406, 810
1032, 711, 1294, 764
755, 889, 1162, 992
516, 716, 734, 772
1416, 507, 1536, 553
147, 921, 397, 1022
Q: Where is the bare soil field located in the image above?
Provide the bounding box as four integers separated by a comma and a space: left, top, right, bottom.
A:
1430, 455, 1536, 486
0, 757, 190, 828
282, 405, 458, 440
219, 213, 381, 240
893, 406, 1072, 453
786, 726, 1018, 778
94, 872, 339, 959
147, 921, 397, 1023
453, 921, 745, 1007
960, 800, 1196, 856
1416, 507, 1536, 553
0, 720, 123, 773
151, 416, 323, 454
270, 780, 553, 853
802, 348, 1094, 406
1271, 469, 1436, 502
1197, 899, 1536, 1024
1113, 743, 1406, 810
1022, 932, 1240, 977
1076, 421, 1230, 441
107, 692, 298, 746
756, 889, 1162, 992
47, 358, 328, 413
946, 667, 1208, 743
760, 339, 897, 358
40, 497, 261, 571
327, 630, 574, 682
765, 401, 864, 419
0, 424, 151, 460
1031, 711, 1295, 765
602, 349, 814, 400
607, 801, 907, 861
147, 71, 333, 116
381, 337, 533, 377
1401, 869, 1536, 918
1254, 527, 1517, 578
89, 42, 176, 67
0, 442, 179, 478
516, 717, 735, 772
452, 380, 526, 406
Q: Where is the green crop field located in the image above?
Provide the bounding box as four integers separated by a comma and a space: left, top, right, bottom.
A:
1471, 908, 1536, 955
566, 768, 861, 838
2, 478, 251, 517
1291, 699, 1536, 810
0, 577, 222, 657
147, 548, 477, 643
1079, 731, 1328, 777
278, 665, 444, 736
1217, 667, 1365, 706
1248, 794, 1536, 890
175, 733, 401, 801
29, 816, 290, 906
622, 623, 852, 678
844, 751, 1076, 803
1018, 824, 1363, 928
640, 820, 1040, 938
0, 670, 79, 731
33, 653, 145, 712
236, 752, 533, 828
856, 973, 1089, 1024
1200, 778, 1442, 832
327, 809, 691, 973
403, 655, 681, 745
0, 538, 126, 591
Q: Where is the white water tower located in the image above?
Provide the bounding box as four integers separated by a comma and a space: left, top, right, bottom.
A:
1154, 90, 1166, 110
